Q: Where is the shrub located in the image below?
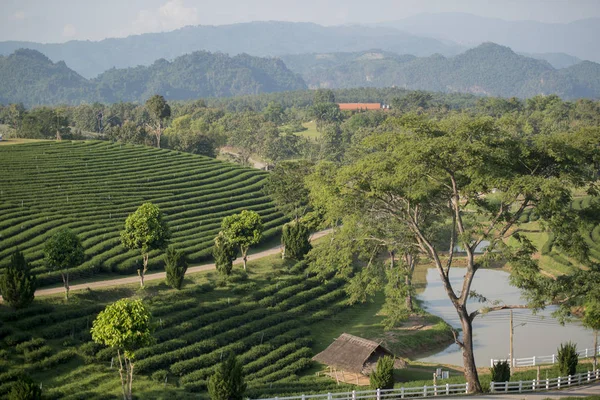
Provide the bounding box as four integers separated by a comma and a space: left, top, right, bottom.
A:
558, 341, 578, 376
4, 333, 30, 347
7, 375, 42, 400
0, 249, 37, 309
24, 346, 53, 363
490, 360, 510, 382
282, 221, 312, 261
151, 370, 169, 383
165, 246, 188, 290
208, 353, 246, 400
213, 232, 236, 276
15, 338, 46, 354
369, 356, 395, 390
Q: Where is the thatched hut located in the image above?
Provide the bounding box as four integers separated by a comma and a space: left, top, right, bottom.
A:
313, 333, 405, 383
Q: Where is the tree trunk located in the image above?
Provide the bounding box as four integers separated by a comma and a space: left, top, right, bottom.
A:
139, 253, 149, 287
128, 360, 134, 400
458, 308, 482, 393
389, 251, 394, 270
281, 245, 286, 260
117, 350, 127, 400
242, 246, 248, 271
61, 271, 69, 300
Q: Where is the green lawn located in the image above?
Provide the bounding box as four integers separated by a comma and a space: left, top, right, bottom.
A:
295, 121, 321, 140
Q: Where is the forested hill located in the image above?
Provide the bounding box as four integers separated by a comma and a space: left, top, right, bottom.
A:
281, 43, 600, 100
0, 22, 461, 79
0, 49, 307, 107
0, 49, 96, 106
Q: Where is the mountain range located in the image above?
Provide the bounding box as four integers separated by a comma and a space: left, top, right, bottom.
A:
375, 13, 600, 64
281, 43, 600, 99
0, 49, 306, 107
0, 22, 463, 79
1, 42, 599, 107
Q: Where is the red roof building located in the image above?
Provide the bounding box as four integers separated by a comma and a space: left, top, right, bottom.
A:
338, 103, 382, 111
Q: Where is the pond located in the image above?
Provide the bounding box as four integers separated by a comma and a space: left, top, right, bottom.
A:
417, 268, 595, 367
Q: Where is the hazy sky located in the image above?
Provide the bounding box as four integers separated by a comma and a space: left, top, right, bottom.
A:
1, 0, 599, 43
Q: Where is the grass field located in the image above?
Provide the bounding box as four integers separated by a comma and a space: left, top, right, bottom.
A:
295, 121, 321, 140
0, 141, 287, 287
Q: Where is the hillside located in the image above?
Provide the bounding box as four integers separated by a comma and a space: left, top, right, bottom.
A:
0, 49, 306, 106
0, 49, 94, 106
283, 43, 600, 99
0, 22, 462, 79
0, 141, 286, 287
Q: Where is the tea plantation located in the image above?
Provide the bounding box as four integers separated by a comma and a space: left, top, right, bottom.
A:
0, 260, 356, 399
0, 141, 287, 287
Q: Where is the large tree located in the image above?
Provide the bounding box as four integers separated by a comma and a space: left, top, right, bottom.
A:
44, 228, 84, 300
91, 299, 154, 400
0, 249, 36, 309
120, 202, 170, 287
220, 210, 263, 271
145, 95, 171, 148
307, 114, 599, 392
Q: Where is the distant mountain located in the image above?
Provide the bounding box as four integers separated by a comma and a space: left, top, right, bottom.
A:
375, 13, 600, 63
0, 21, 463, 79
518, 52, 582, 69
0, 49, 95, 106
0, 49, 307, 107
281, 43, 600, 100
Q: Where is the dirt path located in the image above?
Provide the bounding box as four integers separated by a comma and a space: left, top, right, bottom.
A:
1, 229, 332, 300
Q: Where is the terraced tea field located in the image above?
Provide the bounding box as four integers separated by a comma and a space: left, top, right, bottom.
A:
0, 260, 353, 399
0, 141, 286, 287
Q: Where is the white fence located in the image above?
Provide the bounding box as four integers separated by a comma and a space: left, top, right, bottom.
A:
253, 370, 600, 400
490, 369, 600, 393
491, 345, 600, 367
252, 383, 470, 400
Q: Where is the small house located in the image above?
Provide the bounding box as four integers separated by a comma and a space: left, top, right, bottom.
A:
313, 333, 405, 385
338, 103, 382, 111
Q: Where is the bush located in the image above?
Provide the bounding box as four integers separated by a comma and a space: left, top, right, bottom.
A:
8, 375, 42, 400
558, 341, 578, 376
0, 249, 37, 309
165, 246, 188, 290
369, 356, 395, 390
490, 360, 510, 382
151, 370, 169, 383
213, 233, 237, 276
208, 353, 246, 400
282, 221, 312, 261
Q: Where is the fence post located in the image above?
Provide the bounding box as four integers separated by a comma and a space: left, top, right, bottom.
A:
302, 396, 305, 400
578, 373, 582, 385
491, 359, 494, 368
505, 381, 508, 393
423, 385, 427, 397
558, 376, 561, 389
328, 393, 332, 400
552, 354, 556, 364
446, 383, 449, 395
586, 348, 589, 358
588, 371, 591, 382
568, 374, 572, 386
401, 387, 405, 399
519, 381, 522, 393
465, 382, 469, 394
376, 388, 380, 400
352, 390, 356, 400
490, 382, 495, 393
546, 377, 549, 390
532, 379, 535, 391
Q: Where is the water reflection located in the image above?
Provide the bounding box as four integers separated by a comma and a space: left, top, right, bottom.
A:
417, 268, 594, 367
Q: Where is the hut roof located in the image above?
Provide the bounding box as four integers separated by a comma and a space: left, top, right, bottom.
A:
312, 333, 393, 373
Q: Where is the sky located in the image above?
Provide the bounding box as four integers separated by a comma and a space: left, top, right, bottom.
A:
1, 0, 599, 43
